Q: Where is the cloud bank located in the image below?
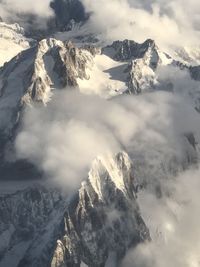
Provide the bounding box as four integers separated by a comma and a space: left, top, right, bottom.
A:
0, 0, 52, 17
15, 86, 200, 191
7, 0, 200, 265
14, 59, 200, 267
121, 166, 200, 267
0, 0, 53, 29
81, 0, 200, 52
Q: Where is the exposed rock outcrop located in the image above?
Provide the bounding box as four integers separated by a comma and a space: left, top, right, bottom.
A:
0, 38, 95, 135
52, 152, 150, 267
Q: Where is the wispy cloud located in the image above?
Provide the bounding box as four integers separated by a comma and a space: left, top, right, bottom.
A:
15, 83, 200, 190
122, 166, 200, 267
0, 0, 53, 29
81, 0, 200, 52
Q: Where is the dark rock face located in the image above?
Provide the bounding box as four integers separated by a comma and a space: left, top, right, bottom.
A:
0, 153, 150, 267
52, 152, 150, 267
102, 39, 158, 63
102, 39, 161, 94
50, 0, 88, 31
0, 186, 65, 267
0, 38, 95, 180
0, 38, 94, 133
102, 39, 200, 95
190, 65, 200, 81
0, 38, 94, 124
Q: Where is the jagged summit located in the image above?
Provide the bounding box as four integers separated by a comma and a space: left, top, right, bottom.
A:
0, 152, 150, 267
102, 39, 158, 62
1, 14, 200, 267
1, 35, 200, 140
101, 38, 200, 94
96, 39, 172, 95
0, 38, 95, 135
1, 0, 200, 265
51, 152, 150, 267
0, 37, 97, 175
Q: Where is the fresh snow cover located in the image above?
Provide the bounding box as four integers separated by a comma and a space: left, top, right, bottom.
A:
173, 46, 200, 66
78, 54, 127, 98
2, 15, 200, 267
80, 262, 88, 267
88, 152, 133, 200
0, 22, 31, 67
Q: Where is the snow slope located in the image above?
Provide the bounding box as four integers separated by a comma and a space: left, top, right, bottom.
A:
78, 54, 127, 98
0, 22, 32, 67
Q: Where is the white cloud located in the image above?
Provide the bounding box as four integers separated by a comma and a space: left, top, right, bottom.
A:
81, 0, 200, 52
13, 43, 200, 266
121, 167, 200, 267
0, 0, 53, 29
0, 0, 52, 17
13, 57, 200, 266
15, 87, 200, 191
2, 0, 200, 265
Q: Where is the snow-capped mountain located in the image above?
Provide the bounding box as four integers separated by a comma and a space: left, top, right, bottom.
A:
0, 38, 95, 132
52, 152, 150, 267
1, 3, 200, 266
1, 35, 200, 143
102, 39, 172, 94
173, 46, 200, 66
0, 152, 149, 267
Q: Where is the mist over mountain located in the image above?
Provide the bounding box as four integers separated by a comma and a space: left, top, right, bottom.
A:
1, 1, 200, 267
0, 0, 87, 38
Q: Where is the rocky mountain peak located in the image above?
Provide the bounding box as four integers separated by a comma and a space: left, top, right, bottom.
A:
88, 152, 135, 200
0, 152, 150, 267
2, 2, 200, 266
51, 152, 150, 267
101, 39, 173, 94
21, 38, 95, 105
102, 38, 158, 62
0, 38, 95, 134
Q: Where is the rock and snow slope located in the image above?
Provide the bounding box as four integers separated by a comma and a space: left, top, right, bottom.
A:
53, 152, 149, 267
1, 35, 200, 117
0, 22, 32, 67
1, 29, 200, 267
0, 38, 95, 135
1, 36, 199, 139
0, 152, 149, 267
0, 185, 64, 267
